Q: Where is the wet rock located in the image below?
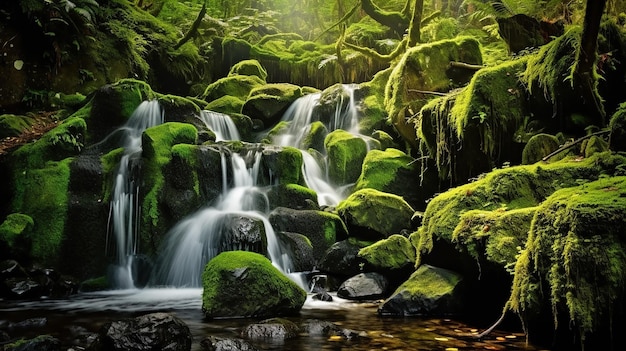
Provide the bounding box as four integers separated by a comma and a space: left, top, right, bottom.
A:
100, 312, 192, 351
276, 231, 316, 272
2, 277, 44, 299
317, 240, 366, 279
0, 330, 9, 342
8, 317, 47, 330
337, 272, 388, 300
0, 260, 28, 279
3, 334, 61, 351
378, 264, 464, 316
241, 318, 300, 340
312, 291, 333, 302
242, 83, 304, 126
200, 336, 259, 351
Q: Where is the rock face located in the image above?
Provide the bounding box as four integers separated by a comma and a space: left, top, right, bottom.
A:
202, 251, 306, 318
317, 239, 366, 279
378, 265, 463, 316
100, 312, 192, 351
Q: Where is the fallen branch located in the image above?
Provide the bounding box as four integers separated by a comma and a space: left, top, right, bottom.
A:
448, 61, 484, 71
541, 129, 610, 162
408, 89, 448, 96
475, 310, 507, 339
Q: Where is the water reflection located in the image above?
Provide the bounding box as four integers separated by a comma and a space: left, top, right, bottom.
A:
0, 289, 544, 351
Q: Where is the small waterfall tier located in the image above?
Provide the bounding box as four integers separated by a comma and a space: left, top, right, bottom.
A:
198, 110, 240, 142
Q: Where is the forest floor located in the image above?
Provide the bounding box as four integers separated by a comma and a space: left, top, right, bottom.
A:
0, 112, 58, 156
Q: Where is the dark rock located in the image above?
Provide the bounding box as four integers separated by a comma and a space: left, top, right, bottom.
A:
337, 272, 388, 300
276, 231, 315, 272
8, 317, 47, 330
0, 260, 28, 279
241, 318, 300, 340
312, 291, 333, 302
300, 319, 342, 336
100, 312, 192, 351
2, 277, 44, 299
317, 240, 366, 279
378, 265, 464, 316
200, 336, 259, 351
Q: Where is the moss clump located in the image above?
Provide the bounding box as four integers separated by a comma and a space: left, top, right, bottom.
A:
242, 83, 304, 125
0, 213, 34, 252
300, 121, 328, 153
358, 234, 416, 271
273, 146, 304, 185
385, 36, 483, 147
522, 133, 561, 164
201, 251, 306, 318
324, 130, 369, 185
79, 276, 110, 292
205, 96, 245, 115
0, 114, 34, 138
228, 59, 268, 81
354, 148, 415, 192
267, 184, 318, 210
337, 188, 415, 240
507, 176, 626, 344
413, 152, 626, 267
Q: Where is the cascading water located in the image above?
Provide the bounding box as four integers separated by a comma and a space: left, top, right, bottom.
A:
107, 100, 164, 289
274, 84, 361, 207
153, 149, 296, 287
198, 110, 241, 141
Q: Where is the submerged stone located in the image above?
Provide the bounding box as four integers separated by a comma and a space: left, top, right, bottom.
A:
100, 312, 192, 351
201, 251, 306, 318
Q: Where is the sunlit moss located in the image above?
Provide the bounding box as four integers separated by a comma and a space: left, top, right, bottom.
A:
358, 234, 416, 271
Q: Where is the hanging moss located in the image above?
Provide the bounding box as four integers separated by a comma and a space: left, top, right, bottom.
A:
507, 176, 626, 345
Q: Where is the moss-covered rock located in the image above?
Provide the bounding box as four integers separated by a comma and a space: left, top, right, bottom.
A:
228, 59, 268, 81
267, 184, 318, 210
242, 83, 304, 126
507, 176, 626, 349
205, 95, 245, 115
140, 122, 198, 253
0, 213, 34, 258
201, 251, 306, 318
522, 133, 561, 164
324, 130, 369, 185
269, 207, 348, 261
300, 121, 328, 153
355, 148, 436, 210
385, 36, 483, 147
201, 75, 265, 103
260, 146, 304, 185
358, 234, 416, 272
337, 188, 415, 240
378, 264, 464, 316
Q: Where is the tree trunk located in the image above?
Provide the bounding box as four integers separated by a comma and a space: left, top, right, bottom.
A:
407, 0, 424, 47
360, 0, 409, 37
574, 0, 607, 123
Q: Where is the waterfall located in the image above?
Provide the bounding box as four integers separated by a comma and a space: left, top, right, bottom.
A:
274, 84, 361, 207
198, 110, 240, 141
107, 100, 164, 289
153, 150, 296, 287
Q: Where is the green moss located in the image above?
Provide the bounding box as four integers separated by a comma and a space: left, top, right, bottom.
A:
507, 176, 626, 342
201, 251, 306, 318
300, 121, 328, 153
228, 59, 268, 80
201, 75, 265, 102
100, 147, 125, 203
79, 276, 110, 292
268, 183, 317, 210
0, 213, 34, 249
275, 146, 303, 185
355, 148, 414, 191
522, 133, 561, 164
358, 234, 416, 270
421, 17, 459, 42
10, 159, 72, 265
609, 102, 626, 151
337, 188, 415, 239
171, 144, 200, 195
391, 264, 462, 298
413, 152, 626, 267
205, 95, 245, 115
0, 114, 34, 138
324, 130, 368, 185
141, 122, 198, 238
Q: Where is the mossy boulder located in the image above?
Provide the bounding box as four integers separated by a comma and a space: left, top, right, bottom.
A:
0, 213, 34, 258
354, 148, 436, 210
507, 176, 626, 349
201, 75, 265, 103
522, 133, 561, 164
358, 234, 416, 273
201, 251, 306, 318
385, 36, 483, 147
581, 134, 609, 158
267, 184, 318, 210
205, 95, 245, 115
337, 188, 415, 241
378, 264, 464, 316
228, 59, 268, 81
242, 83, 304, 126
269, 207, 348, 261
276, 232, 315, 272
0, 114, 33, 138
324, 130, 369, 185
318, 239, 369, 279
259, 146, 304, 185
300, 121, 328, 153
